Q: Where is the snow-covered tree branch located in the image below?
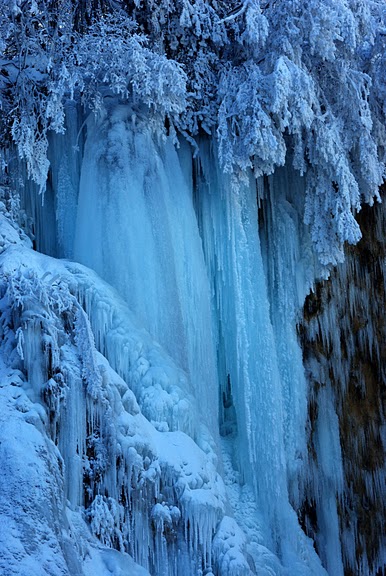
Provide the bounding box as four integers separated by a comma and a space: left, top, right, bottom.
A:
0, 0, 385, 262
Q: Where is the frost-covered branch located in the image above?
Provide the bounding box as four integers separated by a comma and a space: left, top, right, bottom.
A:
0, 0, 385, 263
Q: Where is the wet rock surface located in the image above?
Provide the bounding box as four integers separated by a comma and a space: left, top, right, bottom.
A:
300, 192, 386, 575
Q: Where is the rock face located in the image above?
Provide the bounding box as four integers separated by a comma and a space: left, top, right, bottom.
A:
299, 191, 386, 576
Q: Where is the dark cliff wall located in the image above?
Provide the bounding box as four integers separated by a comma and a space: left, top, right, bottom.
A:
299, 191, 386, 576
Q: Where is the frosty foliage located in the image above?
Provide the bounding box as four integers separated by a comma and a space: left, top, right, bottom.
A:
0, 0, 186, 190
0, 0, 385, 262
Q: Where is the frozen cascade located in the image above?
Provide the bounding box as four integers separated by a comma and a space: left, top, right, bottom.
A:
259, 167, 320, 504
195, 145, 327, 574
73, 107, 219, 442
0, 0, 384, 568
70, 108, 325, 571
4, 101, 382, 575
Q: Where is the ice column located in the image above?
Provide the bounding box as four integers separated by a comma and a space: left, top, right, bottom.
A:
74, 106, 219, 441
195, 145, 287, 528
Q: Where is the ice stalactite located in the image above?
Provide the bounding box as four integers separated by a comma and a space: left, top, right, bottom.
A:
258, 167, 320, 509
195, 147, 288, 511
49, 100, 84, 260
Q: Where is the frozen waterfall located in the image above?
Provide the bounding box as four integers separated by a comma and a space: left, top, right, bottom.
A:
1, 101, 382, 576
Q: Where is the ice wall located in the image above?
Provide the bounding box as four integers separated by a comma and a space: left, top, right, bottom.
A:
73, 106, 219, 441
72, 106, 326, 573
9, 101, 382, 575
194, 147, 329, 574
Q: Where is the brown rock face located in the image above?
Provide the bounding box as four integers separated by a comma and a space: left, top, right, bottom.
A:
299, 193, 386, 576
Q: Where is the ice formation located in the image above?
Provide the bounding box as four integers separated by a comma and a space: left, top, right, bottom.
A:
0, 88, 384, 576
1, 0, 385, 573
